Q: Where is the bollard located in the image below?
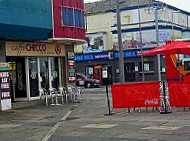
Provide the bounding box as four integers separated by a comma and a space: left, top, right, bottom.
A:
104, 85, 115, 116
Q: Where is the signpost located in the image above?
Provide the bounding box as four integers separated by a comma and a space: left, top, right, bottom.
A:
0, 63, 12, 111
103, 66, 115, 116
68, 52, 76, 83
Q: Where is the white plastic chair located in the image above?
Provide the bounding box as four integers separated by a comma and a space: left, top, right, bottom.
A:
59, 86, 67, 103
67, 85, 76, 102
39, 88, 49, 107
67, 85, 83, 103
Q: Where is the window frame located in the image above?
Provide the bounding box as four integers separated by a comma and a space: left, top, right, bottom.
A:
61, 6, 85, 29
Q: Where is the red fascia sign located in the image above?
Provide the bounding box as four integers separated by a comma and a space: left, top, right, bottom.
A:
0, 71, 11, 99
111, 82, 161, 108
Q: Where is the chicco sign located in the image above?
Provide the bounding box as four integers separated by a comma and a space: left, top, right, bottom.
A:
6, 41, 65, 57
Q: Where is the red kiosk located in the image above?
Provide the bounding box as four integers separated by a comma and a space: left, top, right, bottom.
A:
112, 41, 190, 110
142, 41, 190, 107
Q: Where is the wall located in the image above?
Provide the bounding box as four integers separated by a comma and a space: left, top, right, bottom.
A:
86, 12, 113, 51
52, 0, 85, 40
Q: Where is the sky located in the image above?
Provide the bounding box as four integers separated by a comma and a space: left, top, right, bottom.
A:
84, 0, 190, 12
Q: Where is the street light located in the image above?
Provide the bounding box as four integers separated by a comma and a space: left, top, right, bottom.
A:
155, 5, 161, 81
137, 0, 145, 82
172, 11, 182, 81
145, 1, 166, 81
116, 0, 125, 84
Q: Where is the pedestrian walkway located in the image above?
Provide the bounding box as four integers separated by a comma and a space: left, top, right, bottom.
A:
0, 92, 190, 141
0, 100, 74, 141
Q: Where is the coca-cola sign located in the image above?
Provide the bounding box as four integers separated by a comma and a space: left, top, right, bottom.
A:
144, 99, 159, 105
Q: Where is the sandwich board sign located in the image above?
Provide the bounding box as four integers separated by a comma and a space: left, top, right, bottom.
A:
0, 63, 11, 111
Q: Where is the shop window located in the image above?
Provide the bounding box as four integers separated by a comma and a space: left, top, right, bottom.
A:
184, 61, 190, 71
62, 7, 84, 28
85, 66, 94, 78
139, 61, 154, 72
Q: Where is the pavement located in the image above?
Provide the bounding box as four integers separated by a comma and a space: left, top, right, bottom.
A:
0, 88, 190, 141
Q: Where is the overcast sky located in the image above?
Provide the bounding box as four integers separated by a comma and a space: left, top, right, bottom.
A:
84, 0, 190, 12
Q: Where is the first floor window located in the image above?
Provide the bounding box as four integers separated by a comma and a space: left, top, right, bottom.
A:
62, 7, 84, 28
62, 8, 74, 26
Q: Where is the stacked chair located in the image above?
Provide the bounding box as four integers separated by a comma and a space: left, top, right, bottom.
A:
40, 85, 83, 106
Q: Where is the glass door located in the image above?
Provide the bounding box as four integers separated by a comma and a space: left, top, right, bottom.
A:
39, 57, 49, 90
50, 57, 59, 89
28, 57, 39, 97
124, 63, 135, 82
7, 57, 27, 99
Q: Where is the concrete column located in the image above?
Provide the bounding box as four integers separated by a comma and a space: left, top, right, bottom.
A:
0, 41, 6, 62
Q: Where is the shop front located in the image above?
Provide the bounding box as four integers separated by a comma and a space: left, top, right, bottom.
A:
75, 50, 166, 83
6, 41, 65, 101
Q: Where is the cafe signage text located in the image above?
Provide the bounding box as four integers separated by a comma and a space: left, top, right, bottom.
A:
6, 41, 65, 57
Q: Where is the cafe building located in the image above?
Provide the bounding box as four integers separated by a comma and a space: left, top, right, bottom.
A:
0, 0, 85, 101
5, 41, 66, 101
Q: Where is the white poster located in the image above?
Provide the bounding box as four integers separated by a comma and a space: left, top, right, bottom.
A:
113, 29, 171, 50
83, 33, 106, 53
102, 70, 108, 78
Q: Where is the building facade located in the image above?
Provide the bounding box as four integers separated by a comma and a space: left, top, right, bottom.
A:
0, 0, 85, 101
75, 0, 190, 83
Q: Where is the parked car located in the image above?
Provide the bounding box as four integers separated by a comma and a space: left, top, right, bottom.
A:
76, 73, 100, 88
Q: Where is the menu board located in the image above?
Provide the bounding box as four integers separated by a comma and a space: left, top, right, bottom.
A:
0, 71, 11, 99
68, 60, 76, 83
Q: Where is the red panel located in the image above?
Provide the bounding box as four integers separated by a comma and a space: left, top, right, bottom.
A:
111, 82, 161, 108
165, 54, 180, 80
168, 81, 190, 107
52, 0, 85, 40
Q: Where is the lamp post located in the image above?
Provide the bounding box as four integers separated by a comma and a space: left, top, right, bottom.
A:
137, 0, 145, 82
172, 11, 182, 81
116, 0, 125, 84
145, 1, 165, 81
155, 6, 161, 81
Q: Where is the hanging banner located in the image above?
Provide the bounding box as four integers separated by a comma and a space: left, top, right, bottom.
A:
6, 41, 65, 57
111, 82, 161, 108
168, 81, 190, 107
